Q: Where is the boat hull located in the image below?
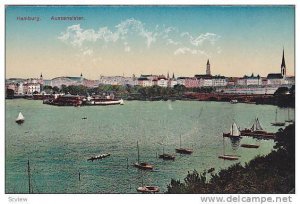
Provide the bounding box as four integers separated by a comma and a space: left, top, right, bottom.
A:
159, 154, 175, 160
175, 148, 193, 154
86, 99, 124, 106
15, 120, 24, 124
137, 186, 160, 193
241, 144, 260, 148
87, 153, 110, 161
223, 133, 241, 138
240, 130, 276, 139
271, 122, 285, 126
218, 155, 239, 160
133, 163, 154, 170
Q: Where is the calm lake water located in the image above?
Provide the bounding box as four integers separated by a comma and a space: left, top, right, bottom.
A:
5, 99, 294, 193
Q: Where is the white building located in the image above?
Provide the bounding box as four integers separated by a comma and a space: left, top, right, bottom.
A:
212, 76, 227, 87
137, 77, 153, 87
170, 79, 178, 88
267, 74, 284, 85
237, 74, 262, 86
26, 83, 41, 94
157, 76, 168, 87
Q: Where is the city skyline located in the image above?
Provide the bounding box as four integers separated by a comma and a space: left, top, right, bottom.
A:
6, 6, 295, 80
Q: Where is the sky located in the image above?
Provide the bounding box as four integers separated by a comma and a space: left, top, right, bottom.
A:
5, 6, 295, 80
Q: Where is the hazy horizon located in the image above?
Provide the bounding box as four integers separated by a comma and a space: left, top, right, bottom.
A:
6, 6, 295, 80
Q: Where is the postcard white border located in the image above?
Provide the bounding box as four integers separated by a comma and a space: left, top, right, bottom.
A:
1, 1, 298, 204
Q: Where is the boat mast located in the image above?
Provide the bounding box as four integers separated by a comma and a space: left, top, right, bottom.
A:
137, 141, 140, 164
222, 137, 225, 156
288, 109, 290, 120
27, 160, 31, 194
179, 135, 182, 148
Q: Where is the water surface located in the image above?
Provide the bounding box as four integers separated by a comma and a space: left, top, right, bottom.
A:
6, 99, 293, 193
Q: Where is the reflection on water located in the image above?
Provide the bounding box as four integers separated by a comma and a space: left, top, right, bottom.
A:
229, 137, 241, 151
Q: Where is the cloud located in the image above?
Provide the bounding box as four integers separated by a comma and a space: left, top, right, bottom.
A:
58, 18, 157, 51
58, 18, 221, 57
174, 47, 208, 56
166, 38, 180, 45
181, 32, 221, 47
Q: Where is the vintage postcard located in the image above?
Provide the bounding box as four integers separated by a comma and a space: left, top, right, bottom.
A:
5, 5, 295, 198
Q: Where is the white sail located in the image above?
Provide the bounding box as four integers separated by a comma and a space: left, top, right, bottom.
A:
230, 122, 240, 136
250, 118, 263, 131
16, 112, 25, 121
255, 118, 263, 130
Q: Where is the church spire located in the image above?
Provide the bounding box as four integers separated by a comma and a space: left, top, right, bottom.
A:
281, 48, 286, 78
281, 49, 286, 68
206, 59, 211, 75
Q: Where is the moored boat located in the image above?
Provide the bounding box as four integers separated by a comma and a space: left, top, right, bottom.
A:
15, 112, 25, 124
218, 155, 239, 160
159, 153, 175, 161
85, 96, 124, 106
223, 122, 241, 138
285, 109, 294, 123
271, 109, 285, 126
87, 153, 110, 161
137, 186, 160, 193
241, 144, 260, 148
240, 118, 276, 139
219, 136, 239, 161
134, 162, 154, 170
175, 135, 193, 155
133, 141, 154, 170
230, 99, 238, 104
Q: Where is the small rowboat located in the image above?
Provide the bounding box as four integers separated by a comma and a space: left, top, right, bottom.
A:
241, 144, 260, 148
87, 153, 110, 161
137, 186, 160, 193
218, 155, 239, 160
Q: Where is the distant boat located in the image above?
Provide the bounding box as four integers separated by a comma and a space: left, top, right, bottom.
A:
285, 109, 294, 123
218, 137, 239, 160
175, 135, 193, 154
16, 112, 25, 124
137, 186, 160, 193
271, 109, 285, 126
230, 99, 238, 104
82, 117, 87, 120
223, 122, 241, 138
240, 118, 276, 138
159, 141, 175, 161
241, 144, 260, 148
133, 141, 154, 170
87, 153, 110, 161
159, 146, 175, 161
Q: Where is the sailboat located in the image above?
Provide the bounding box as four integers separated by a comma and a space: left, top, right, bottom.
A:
175, 135, 193, 154
250, 118, 266, 133
16, 112, 25, 124
285, 109, 294, 123
159, 145, 175, 161
133, 141, 154, 170
223, 122, 241, 138
218, 137, 239, 160
271, 109, 285, 126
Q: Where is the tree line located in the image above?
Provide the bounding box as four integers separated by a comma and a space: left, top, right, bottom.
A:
165, 124, 295, 194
